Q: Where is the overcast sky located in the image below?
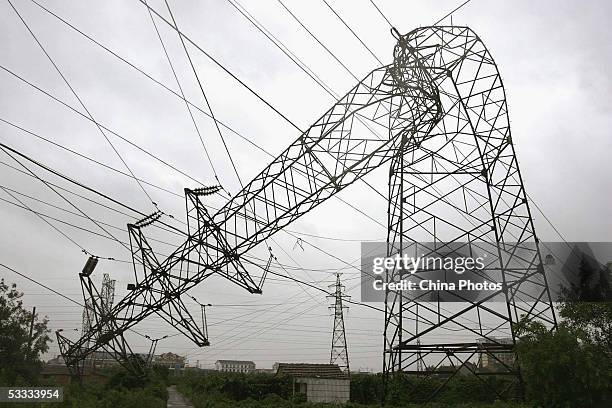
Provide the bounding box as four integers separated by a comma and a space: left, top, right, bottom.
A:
1, 0, 611, 371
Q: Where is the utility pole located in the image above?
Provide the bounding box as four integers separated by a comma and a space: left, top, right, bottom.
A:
191, 296, 212, 342
200, 304, 210, 340
27, 306, 36, 357
329, 273, 349, 374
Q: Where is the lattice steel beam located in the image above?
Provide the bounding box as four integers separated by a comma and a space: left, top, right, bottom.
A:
58, 38, 442, 374
383, 26, 556, 402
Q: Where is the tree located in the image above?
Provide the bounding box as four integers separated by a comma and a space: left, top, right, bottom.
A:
559, 256, 612, 356
0, 279, 51, 385
515, 319, 609, 408
515, 257, 612, 407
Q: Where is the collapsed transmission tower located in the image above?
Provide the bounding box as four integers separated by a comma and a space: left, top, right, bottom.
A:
329, 273, 350, 374
57, 23, 440, 375
383, 26, 556, 402
56, 25, 555, 399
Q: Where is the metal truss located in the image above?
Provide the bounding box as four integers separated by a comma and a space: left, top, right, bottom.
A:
383, 26, 557, 402
56, 25, 555, 394
81, 270, 115, 335
329, 273, 350, 374
58, 33, 443, 376
58, 257, 146, 377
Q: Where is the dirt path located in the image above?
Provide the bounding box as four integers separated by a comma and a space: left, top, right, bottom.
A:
166, 385, 194, 408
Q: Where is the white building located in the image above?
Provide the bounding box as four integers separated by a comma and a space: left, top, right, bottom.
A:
477, 337, 516, 370
274, 363, 350, 403
214, 359, 256, 373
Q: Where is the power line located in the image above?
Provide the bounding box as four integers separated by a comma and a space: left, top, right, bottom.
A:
0, 263, 150, 340
0, 185, 90, 255
0, 140, 186, 237
183, 263, 377, 360
244, 255, 383, 313
136, 0, 304, 133
27, 0, 272, 160
163, 0, 244, 193
185, 296, 325, 360
227, 0, 337, 98
0, 159, 186, 243
0, 189, 154, 264
0, 63, 210, 190
268, 267, 383, 313
7, 0, 156, 209
0, 185, 178, 250
321, 0, 384, 65
0, 143, 196, 266
433, 0, 473, 26
14, 2, 389, 241
0, 117, 184, 199
0, 144, 131, 252
276, 0, 359, 82
0, 155, 376, 274
1, 263, 84, 308
367, 0, 393, 28
1, 185, 364, 280
0, 171, 368, 277
143, 0, 221, 187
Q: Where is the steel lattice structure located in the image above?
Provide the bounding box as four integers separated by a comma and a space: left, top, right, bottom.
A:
58, 28, 441, 375
58, 258, 145, 377
329, 273, 350, 374
56, 26, 555, 399
383, 26, 556, 401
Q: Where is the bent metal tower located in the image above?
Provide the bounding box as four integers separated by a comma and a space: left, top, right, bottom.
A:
57, 25, 556, 400
383, 26, 556, 401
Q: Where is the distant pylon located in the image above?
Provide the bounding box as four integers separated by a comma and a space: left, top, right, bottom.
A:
100, 273, 116, 313
81, 272, 115, 335
329, 273, 350, 374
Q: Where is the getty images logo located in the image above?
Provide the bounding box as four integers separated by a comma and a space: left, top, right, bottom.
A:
372, 253, 486, 275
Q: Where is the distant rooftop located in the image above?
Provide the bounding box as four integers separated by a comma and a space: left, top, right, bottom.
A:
215, 360, 255, 365
275, 363, 347, 379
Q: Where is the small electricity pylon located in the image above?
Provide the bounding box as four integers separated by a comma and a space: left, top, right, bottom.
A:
328, 273, 350, 374
58, 256, 145, 378
82, 271, 115, 335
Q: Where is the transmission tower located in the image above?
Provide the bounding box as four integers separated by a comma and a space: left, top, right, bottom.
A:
383, 26, 557, 402
55, 25, 555, 397
58, 36, 440, 377
58, 257, 145, 377
82, 272, 115, 334
328, 273, 349, 374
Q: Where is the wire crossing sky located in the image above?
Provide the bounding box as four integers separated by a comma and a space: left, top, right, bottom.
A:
1, 0, 610, 371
